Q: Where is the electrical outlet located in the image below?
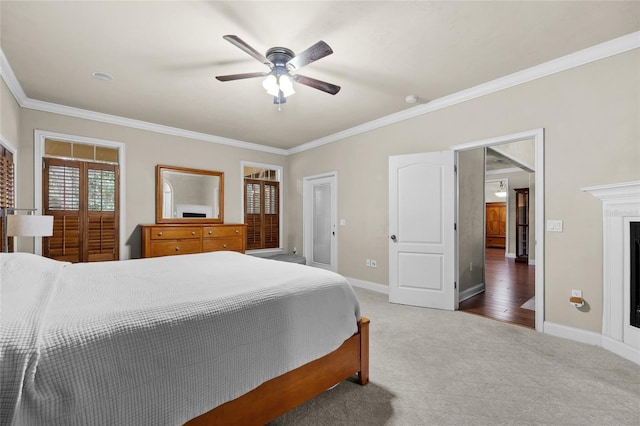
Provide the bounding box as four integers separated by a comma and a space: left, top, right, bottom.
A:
547, 220, 563, 232
365, 259, 371, 267
370, 259, 377, 268
470, 262, 473, 271
571, 289, 582, 298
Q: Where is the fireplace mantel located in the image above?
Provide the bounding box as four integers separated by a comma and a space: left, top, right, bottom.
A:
582, 181, 640, 364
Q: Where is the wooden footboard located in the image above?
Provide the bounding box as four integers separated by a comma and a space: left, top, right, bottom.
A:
185, 317, 370, 426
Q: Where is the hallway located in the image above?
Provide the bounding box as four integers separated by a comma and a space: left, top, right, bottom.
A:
459, 248, 535, 328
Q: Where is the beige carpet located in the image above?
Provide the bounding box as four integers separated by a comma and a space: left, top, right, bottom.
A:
269, 287, 640, 425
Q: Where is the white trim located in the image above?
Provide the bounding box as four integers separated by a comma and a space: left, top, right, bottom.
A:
23, 98, 288, 156
602, 336, 640, 365
290, 32, 639, 155
240, 161, 284, 251
0, 49, 27, 104
1, 33, 638, 156
451, 128, 545, 332
346, 277, 389, 295
582, 181, 640, 363
581, 181, 640, 204
544, 321, 603, 347
459, 282, 485, 303
34, 130, 126, 259
486, 167, 523, 176
544, 322, 640, 365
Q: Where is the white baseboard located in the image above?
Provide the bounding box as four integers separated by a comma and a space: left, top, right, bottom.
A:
505, 252, 516, 259
543, 321, 639, 365
459, 282, 485, 302
346, 277, 389, 295
544, 321, 602, 346
602, 336, 640, 365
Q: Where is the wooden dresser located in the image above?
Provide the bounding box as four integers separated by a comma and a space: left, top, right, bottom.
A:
140, 223, 246, 258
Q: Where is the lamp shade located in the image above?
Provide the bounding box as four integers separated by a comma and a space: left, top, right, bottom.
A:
7, 215, 54, 237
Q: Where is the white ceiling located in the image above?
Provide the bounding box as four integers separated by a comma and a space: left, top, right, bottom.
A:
1, 1, 639, 151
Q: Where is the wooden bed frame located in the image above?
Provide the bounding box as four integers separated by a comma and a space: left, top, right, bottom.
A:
185, 317, 370, 426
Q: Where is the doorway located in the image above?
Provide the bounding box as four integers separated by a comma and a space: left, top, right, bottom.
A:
451, 129, 544, 332
303, 172, 338, 272
458, 141, 537, 328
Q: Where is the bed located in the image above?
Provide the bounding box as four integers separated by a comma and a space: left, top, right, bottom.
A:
0, 251, 369, 425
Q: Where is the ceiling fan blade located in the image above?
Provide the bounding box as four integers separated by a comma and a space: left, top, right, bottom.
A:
222, 35, 271, 66
293, 74, 341, 95
215, 72, 268, 82
287, 41, 333, 70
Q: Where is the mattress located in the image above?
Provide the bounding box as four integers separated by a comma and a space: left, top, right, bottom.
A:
0, 251, 360, 425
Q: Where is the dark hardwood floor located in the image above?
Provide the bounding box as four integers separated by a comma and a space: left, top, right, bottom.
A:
459, 248, 535, 329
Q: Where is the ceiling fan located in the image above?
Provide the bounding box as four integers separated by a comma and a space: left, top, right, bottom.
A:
215, 35, 341, 108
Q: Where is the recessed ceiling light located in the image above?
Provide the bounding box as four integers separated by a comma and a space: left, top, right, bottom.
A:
92, 71, 113, 82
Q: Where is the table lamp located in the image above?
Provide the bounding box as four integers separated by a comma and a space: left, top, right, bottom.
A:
2, 208, 54, 253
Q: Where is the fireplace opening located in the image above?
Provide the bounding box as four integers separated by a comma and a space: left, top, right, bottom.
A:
632, 222, 640, 329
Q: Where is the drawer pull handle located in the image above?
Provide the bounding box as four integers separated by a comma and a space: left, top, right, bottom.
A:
208, 230, 212, 235
191, 231, 196, 235
158, 231, 163, 236
223, 244, 227, 248
235, 229, 239, 234
175, 247, 180, 251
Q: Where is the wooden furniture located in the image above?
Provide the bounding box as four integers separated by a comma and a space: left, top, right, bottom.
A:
514, 188, 529, 263
140, 223, 246, 258
185, 317, 369, 426
485, 202, 506, 248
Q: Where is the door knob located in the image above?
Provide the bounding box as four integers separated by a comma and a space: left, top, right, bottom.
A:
390, 235, 397, 242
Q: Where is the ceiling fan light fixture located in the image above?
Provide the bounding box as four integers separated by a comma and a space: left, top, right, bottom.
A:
262, 71, 295, 98
262, 74, 279, 96
495, 180, 507, 198
278, 74, 295, 97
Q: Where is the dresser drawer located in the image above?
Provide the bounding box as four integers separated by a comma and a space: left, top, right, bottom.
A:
202, 237, 244, 252
203, 225, 244, 238
150, 227, 201, 240
149, 240, 202, 257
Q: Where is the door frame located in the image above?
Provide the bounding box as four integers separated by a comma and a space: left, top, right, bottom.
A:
303, 171, 338, 272
452, 128, 544, 332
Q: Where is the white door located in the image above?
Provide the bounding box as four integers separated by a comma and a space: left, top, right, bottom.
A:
389, 151, 456, 310
303, 173, 337, 272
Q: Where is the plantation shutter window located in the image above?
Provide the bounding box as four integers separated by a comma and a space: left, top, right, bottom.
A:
43, 157, 119, 262
244, 178, 279, 250
0, 147, 15, 252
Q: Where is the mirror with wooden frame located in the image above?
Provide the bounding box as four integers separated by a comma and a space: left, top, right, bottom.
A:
156, 165, 224, 224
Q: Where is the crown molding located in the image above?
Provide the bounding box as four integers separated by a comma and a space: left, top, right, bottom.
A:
0, 48, 27, 105
0, 49, 287, 156
289, 31, 640, 155
2, 31, 639, 157
19, 97, 288, 155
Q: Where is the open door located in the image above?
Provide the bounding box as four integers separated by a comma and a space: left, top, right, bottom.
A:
389, 151, 456, 310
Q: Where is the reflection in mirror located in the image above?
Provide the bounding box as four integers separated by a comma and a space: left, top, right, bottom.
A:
156, 165, 224, 223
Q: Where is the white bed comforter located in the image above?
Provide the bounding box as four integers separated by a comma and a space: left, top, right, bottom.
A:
0, 251, 360, 425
